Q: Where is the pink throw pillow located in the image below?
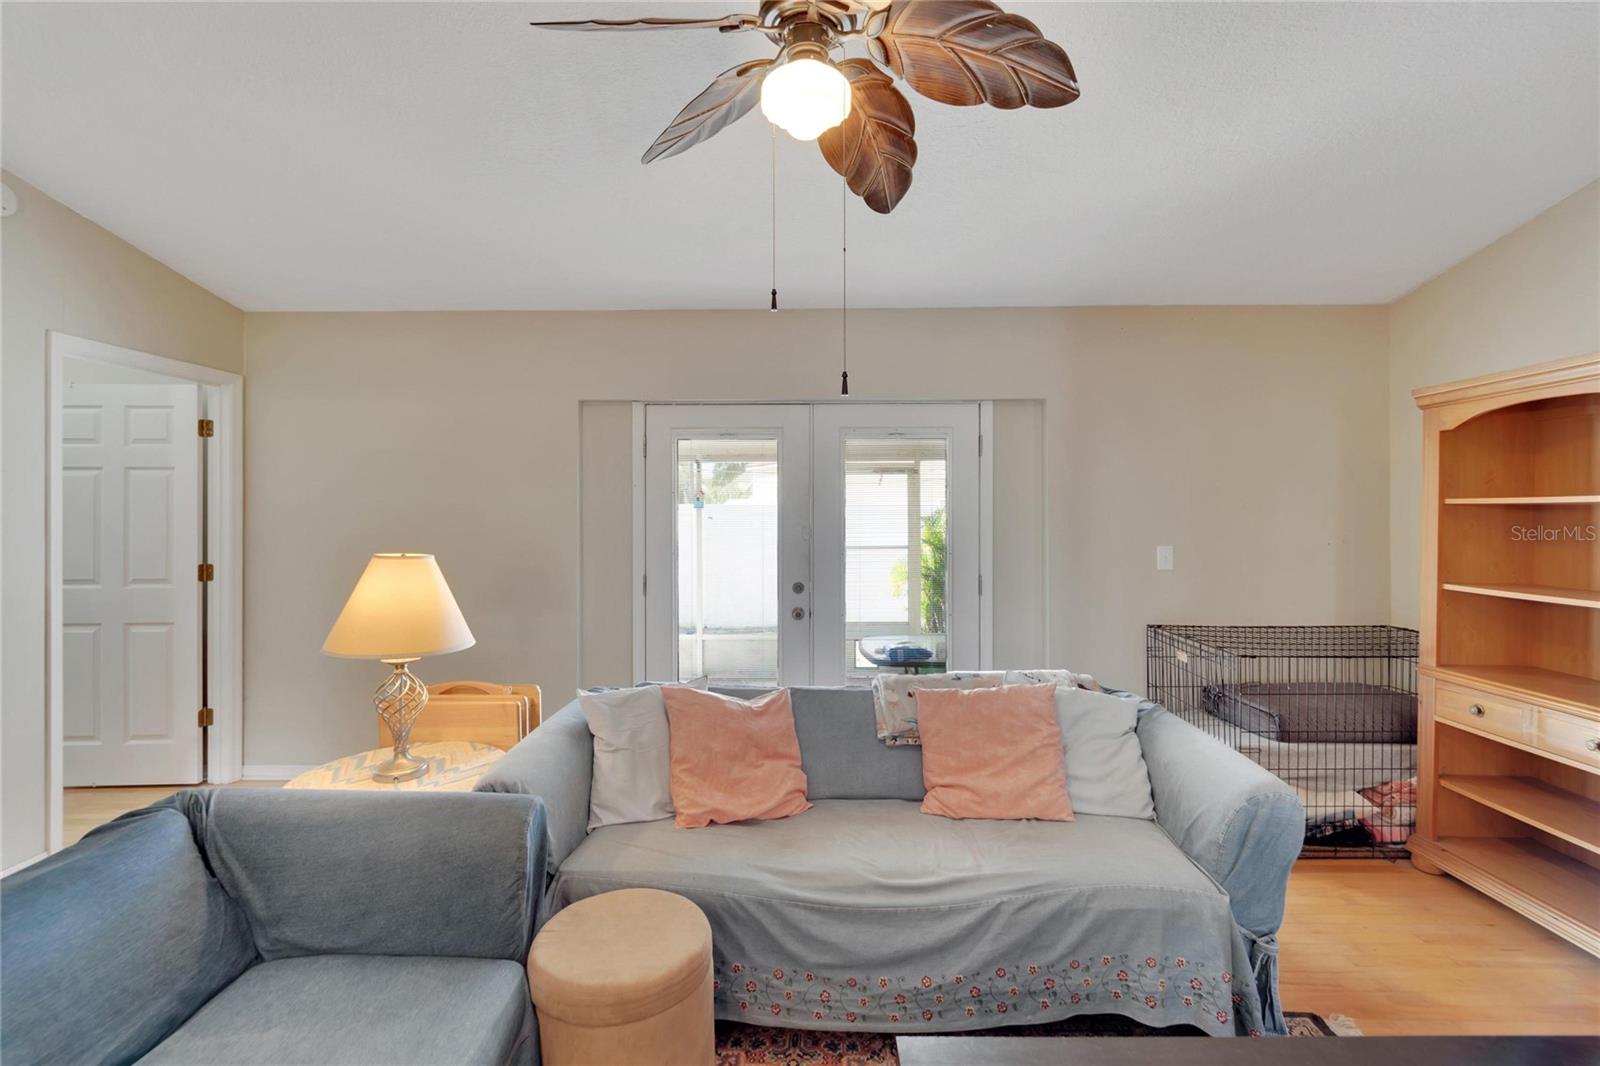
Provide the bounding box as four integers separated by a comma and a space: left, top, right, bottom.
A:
915, 683, 1074, 821
663, 687, 812, 829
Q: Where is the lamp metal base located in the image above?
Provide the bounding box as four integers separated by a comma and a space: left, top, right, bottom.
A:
371, 753, 427, 783
372, 659, 431, 784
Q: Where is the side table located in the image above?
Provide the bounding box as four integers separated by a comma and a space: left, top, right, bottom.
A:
285, 740, 503, 791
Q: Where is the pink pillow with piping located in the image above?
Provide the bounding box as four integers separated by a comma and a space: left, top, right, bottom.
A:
916, 682, 1074, 821
663, 687, 812, 829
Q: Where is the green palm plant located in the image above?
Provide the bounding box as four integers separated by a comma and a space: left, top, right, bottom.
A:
889, 509, 946, 634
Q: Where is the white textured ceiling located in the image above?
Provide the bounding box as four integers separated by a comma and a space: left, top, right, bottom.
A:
3, 2, 1597, 311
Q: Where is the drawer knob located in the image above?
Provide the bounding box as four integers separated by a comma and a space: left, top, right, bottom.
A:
1467, 704, 1486, 718
1586, 738, 1599, 752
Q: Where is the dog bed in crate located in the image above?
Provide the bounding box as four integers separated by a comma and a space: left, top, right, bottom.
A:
1202, 681, 1417, 743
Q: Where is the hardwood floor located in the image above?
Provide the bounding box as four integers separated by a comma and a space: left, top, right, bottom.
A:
61, 790, 1600, 1036
1279, 858, 1600, 1036
62, 781, 284, 847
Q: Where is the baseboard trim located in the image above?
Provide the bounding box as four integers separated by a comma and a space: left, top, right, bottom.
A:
2, 852, 48, 879
241, 764, 314, 780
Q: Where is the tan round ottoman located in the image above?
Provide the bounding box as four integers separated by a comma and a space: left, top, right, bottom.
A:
527, 888, 715, 1066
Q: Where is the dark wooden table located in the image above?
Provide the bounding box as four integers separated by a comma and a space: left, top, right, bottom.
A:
895, 1034, 1599, 1066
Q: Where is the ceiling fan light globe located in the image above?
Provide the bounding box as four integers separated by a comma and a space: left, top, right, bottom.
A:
760, 57, 851, 141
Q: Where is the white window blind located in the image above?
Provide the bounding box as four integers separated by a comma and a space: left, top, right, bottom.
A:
842, 437, 948, 676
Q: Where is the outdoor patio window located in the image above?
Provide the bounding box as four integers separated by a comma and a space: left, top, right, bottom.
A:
843, 438, 949, 679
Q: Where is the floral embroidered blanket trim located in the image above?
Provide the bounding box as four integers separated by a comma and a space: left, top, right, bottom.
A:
715, 952, 1258, 1037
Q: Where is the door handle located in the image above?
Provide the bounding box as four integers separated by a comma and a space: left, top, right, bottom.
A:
792, 607, 807, 621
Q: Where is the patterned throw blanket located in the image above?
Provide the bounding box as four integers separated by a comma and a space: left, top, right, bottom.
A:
1356, 778, 1417, 843
872, 669, 1102, 746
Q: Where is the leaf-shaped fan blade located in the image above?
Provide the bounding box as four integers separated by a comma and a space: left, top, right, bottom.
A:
642, 59, 772, 164
869, 1, 1078, 109
818, 59, 917, 215
530, 14, 758, 32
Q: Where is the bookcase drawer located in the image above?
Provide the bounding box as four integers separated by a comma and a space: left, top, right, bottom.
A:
1532, 708, 1600, 771
1435, 683, 1529, 743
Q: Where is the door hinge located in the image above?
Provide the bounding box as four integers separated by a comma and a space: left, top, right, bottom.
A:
642, 574, 648, 595
978, 433, 983, 457
978, 573, 984, 597
198, 563, 215, 582
197, 707, 215, 728
197, 418, 215, 438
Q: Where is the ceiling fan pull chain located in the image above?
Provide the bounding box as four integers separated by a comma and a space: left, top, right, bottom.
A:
840, 169, 849, 397
770, 124, 779, 312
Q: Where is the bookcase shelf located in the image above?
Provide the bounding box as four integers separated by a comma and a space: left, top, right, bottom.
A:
1439, 775, 1600, 854
1441, 583, 1600, 609
1444, 495, 1600, 505
1411, 353, 1600, 957
1430, 664, 1600, 716
1409, 836, 1600, 956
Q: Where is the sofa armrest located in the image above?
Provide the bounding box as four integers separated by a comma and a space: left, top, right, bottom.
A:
474, 699, 592, 871
163, 788, 547, 963
1136, 706, 1303, 939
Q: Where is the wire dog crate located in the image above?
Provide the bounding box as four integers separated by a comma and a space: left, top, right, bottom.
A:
1147, 625, 1419, 858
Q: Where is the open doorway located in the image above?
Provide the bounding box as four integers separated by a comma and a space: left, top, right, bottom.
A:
46, 333, 242, 851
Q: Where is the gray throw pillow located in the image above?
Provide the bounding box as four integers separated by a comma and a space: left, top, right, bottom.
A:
1054, 684, 1156, 819
579, 680, 706, 831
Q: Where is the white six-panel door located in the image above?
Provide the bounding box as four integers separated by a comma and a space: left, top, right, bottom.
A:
61, 383, 203, 785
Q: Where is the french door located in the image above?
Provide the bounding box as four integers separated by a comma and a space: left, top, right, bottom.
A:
640, 403, 983, 687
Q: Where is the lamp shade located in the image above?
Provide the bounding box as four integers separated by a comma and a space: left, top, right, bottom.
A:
322, 553, 475, 660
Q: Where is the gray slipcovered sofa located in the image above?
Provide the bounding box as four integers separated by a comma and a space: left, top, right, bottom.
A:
476, 685, 1303, 1037
1, 789, 547, 1066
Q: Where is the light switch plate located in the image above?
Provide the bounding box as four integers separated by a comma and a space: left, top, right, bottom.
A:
1156, 545, 1174, 571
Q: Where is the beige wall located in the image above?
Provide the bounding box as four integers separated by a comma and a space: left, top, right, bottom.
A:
987, 399, 1048, 669
9, 166, 1585, 843
243, 306, 1391, 767
1388, 182, 1600, 629
1, 171, 244, 868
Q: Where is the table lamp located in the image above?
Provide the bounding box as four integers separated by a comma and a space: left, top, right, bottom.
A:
322, 553, 475, 783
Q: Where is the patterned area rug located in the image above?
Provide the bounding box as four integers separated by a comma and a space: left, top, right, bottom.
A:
715, 1013, 1358, 1065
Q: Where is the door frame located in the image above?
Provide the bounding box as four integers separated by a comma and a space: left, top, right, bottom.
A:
810, 403, 982, 685
630, 401, 994, 686
45, 332, 244, 853
640, 403, 813, 687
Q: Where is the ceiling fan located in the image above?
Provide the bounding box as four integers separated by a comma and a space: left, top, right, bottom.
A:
532, 1, 1079, 214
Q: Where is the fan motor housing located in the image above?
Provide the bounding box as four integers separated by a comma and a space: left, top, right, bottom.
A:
757, 0, 883, 41
777, 23, 837, 61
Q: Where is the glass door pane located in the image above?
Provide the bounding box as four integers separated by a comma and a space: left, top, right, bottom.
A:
811, 404, 981, 686
643, 405, 812, 688
843, 438, 949, 680
674, 438, 780, 685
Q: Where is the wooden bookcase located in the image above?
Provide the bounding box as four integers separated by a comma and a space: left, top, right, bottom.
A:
1408, 353, 1600, 954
